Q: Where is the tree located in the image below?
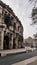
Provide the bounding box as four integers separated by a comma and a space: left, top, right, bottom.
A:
29, 0, 37, 25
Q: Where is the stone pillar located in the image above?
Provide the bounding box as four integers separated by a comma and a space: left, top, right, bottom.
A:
15, 38, 18, 48
1, 30, 4, 49
0, 24, 6, 50
9, 34, 13, 49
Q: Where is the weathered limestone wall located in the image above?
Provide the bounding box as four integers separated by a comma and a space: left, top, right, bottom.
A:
0, 1, 23, 50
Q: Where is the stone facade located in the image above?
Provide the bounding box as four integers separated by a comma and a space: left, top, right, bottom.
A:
24, 35, 37, 48
24, 37, 33, 47
0, 1, 23, 50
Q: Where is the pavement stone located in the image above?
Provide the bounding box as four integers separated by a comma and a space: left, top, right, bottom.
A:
27, 60, 37, 65
12, 56, 37, 65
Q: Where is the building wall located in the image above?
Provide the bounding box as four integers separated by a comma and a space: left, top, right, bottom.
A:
24, 37, 33, 47
24, 35, 37, 48
0, 1, 23, 50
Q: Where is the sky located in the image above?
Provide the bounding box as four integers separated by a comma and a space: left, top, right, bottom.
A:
1, 0, 37, 39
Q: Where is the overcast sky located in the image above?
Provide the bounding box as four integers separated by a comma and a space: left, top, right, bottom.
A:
1, 0, 37, 39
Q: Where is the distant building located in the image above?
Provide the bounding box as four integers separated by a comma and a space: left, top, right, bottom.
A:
24, 37, 33, 47
24, 35, 37, 48
0, 1, 23, 50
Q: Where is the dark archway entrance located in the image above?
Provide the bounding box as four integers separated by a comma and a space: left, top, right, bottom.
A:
3, 34, 9, 49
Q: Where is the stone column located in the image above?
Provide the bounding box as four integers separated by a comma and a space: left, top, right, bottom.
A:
9, 34, 13, 49
1, 30, 4, 49
0, 24, 6, 50
15, 38, 18, 48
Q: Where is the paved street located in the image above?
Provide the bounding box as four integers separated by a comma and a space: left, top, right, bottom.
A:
27, 60, 37, 65
12, 56, 37, 65
0, 50, 37, 65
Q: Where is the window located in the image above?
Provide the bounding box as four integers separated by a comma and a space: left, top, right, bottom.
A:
13, 23, 16, 30
18, 26, 19, 31
4, 14, 11, 27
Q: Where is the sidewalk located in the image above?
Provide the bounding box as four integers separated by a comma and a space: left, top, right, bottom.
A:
0, 48, 26, 56
12, 56, 37, 65
27, 60, 37, 65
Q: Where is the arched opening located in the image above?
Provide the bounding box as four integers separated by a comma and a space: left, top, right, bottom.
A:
4, 13, 11, 28
13, 23, 16, 30
3, 34, 9, 49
